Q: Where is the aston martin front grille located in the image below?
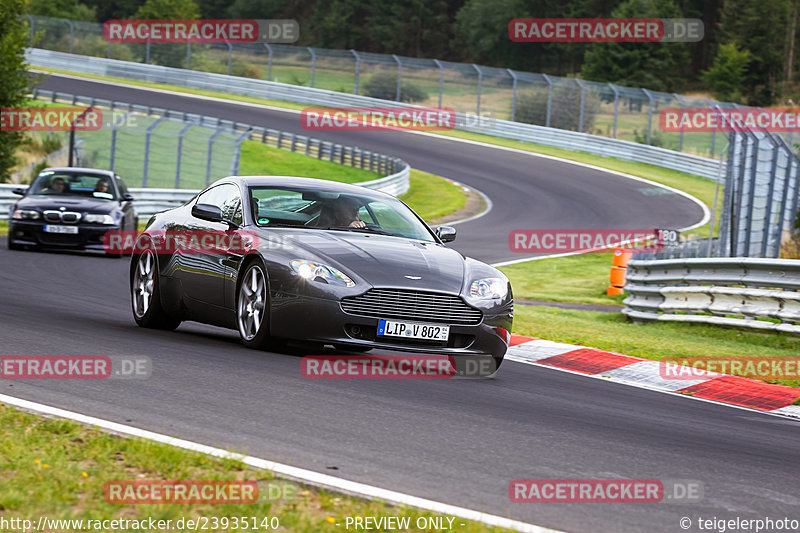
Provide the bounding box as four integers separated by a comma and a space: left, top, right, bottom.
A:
340, 289, 482, 325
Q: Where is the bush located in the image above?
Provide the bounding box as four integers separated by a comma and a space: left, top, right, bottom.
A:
363, 72, 428, 103
515, 85, 599, 132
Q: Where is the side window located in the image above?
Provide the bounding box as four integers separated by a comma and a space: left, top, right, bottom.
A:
195, 184, 241, 223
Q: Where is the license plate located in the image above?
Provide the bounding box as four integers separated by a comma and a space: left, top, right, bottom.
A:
44, 225, 79, 234
377, 319, 449, 341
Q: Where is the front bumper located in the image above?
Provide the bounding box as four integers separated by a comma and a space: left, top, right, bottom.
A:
8, 220, 119, 251
270, 291, 512, 358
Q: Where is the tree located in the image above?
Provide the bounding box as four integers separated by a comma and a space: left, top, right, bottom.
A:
134, 0, 200, 19
701, 43, 751, 102
27, 0, 96, 20
580, 0, 690, 92
0, 0, 31, 183
719, 0, 789, 105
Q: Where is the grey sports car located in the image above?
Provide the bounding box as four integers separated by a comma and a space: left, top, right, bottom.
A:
130, 176, 513, 369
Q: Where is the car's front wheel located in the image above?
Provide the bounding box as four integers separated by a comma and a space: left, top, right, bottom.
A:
131, 249, 181, 330
237, 261, 283, 350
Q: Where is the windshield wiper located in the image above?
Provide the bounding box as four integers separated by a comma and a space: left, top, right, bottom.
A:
336, 225, 397, 237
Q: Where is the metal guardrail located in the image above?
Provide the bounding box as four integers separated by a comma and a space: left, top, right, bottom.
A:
622, 258, 800, 334
2, 91, 410, 220
27, 48, 725, 181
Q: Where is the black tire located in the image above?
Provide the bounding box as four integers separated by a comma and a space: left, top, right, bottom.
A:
131, 249, 181, 330
237, 261, 283, 350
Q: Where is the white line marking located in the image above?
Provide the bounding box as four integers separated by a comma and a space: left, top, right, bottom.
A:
0, 393, 559, 533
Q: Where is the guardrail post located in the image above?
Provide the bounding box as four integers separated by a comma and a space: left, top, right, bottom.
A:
107, 41, 111, 59
231, 128, 252, 175
392, 54, 402, 101
143, 116, 167, 187
65, 19, 74, 54
575, 79, 586, 132
350, 49, 360, 94
706, 98, 716, 157
673, 93, 685, 151
642, 88, 654, 145
26, 15, 33, 41
609, 83, 620, 138
186, 42, 191, 70
762, 136, 781, 257
264, 44, 273, 81
472, 64, 482, 118
205, 126, 226, 186
308, 47, 316, 88
227, 42, 233, 75
743, 132, 759, 256
175, 122, 195, 188
507, 69, 518, 122
433, 59, 444, 108
542, 74, 553, 128
145, 38, 150, 64
109, 112, 131, 173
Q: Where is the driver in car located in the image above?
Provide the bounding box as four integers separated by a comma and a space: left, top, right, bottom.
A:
321, 197, 365, 228
42, 177, 67, 194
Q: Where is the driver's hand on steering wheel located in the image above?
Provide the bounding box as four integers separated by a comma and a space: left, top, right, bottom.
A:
349, 220, 366, 228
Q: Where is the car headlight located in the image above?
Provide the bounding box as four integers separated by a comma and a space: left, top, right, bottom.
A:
290, 260, 355, 287
12, 209, 40, 220
469, 278, 508, 300
84, 213, 116, 225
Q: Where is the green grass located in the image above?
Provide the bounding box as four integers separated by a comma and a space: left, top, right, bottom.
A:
512, 306, 800, 387
0, 403, 512, 532
238, 140, 381, 184
501, 252, 625, 305
401, 170, 467, 222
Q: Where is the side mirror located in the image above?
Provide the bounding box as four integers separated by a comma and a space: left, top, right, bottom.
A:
436, 225, 457, 243
192, 203, 224, 223
121, 193, 134, 202
12, 188, 26, 196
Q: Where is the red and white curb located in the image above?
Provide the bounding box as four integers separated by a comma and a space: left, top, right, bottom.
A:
506, 335, 800, 418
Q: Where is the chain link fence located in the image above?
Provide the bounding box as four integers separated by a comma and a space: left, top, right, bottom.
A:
23, 15, 755, 158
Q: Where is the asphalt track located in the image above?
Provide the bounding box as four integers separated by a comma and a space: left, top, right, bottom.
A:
1, 75, 798, 532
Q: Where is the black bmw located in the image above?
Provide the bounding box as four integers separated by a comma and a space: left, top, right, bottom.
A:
8, 167, 137, 256
130, 176, 513, 367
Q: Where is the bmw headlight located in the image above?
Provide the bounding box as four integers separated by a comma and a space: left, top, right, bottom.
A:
290, 260, 355, 287
84, 213, 116, 225
469, 278, 508, 300
12, 209, 40, 220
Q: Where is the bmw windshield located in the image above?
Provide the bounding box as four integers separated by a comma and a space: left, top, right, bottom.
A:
29, 170, 116, 200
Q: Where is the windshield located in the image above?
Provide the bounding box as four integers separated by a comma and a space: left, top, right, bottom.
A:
249, 186, 436, 242
29, 170, 116, 200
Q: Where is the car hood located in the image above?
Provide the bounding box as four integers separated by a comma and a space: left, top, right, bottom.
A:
275, 230, 467, 294
15, 195, 117, 214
